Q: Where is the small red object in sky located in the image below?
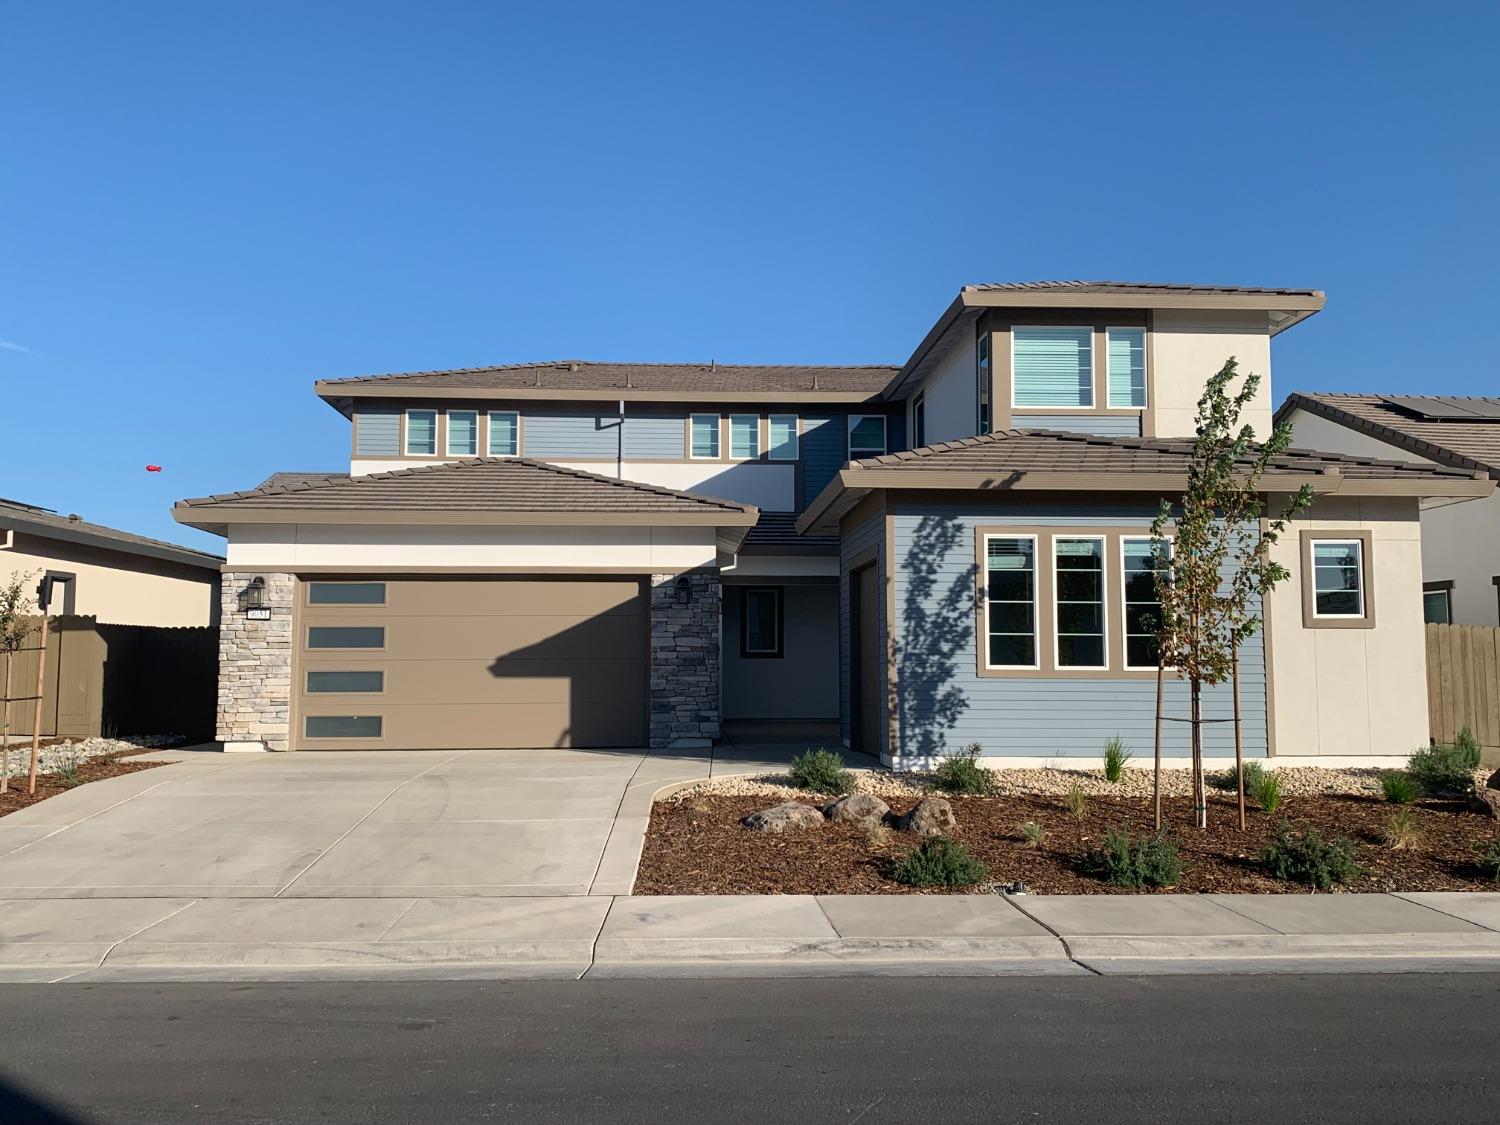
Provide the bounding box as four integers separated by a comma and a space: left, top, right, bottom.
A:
145, 465, 162, 473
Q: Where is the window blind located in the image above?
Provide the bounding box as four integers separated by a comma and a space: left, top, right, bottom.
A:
1013, 326, 1093, 408
1107, 328, 1147, 408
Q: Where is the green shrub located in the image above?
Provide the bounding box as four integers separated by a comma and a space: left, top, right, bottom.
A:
1407, 729, 1482, 795
1210, 760, 1263, 793
1252, 770, 1281, 815
52, 749, 83, 789
1079, 827, 1182, 888
1260, 821, 1360, 889
891, 836, 988, 887
1066, 782, 1088, 822
1383, 808, 1420, 851
1017, 820, 1046, 848
1102, 736, 1132, 783
788, 749, 854, 796
1477, 838, 1500, 883
1380, 771, 1419, 805
932, 742, 997, 796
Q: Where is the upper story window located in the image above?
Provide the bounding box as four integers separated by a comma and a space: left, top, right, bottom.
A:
976, 334, 992, 434
767, 415, 799, 460
689, 414, 720, 459
911, 392, 926, 449
1107, 328, 1147, 409
1012, 326, 1093, 409
447, 410, 478, 456
405, 409, 438, 456
848, 415, 887, 459
1423, 582, 1452, 625
488, 411, 519, 456
729, 415, 760, 459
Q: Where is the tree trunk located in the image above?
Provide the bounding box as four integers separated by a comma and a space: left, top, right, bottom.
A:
1233, 648, 1245, 831
1153, 656, 1165, 831
27, 614, 49, 796
1, 649, 11, 794
1190, 674, 1206, 830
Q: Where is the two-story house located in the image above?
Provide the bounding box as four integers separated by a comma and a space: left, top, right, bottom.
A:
174, 282, 1492, 765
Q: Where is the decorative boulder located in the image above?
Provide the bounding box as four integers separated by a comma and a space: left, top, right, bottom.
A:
1487, 769, 1500, 791
1472, 773, 1500, 820
897, 796, 958, 836
742, 802, 825, 833
823, 793, 891, 828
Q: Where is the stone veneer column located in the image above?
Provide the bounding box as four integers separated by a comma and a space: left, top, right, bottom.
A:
217, 572, 295, 752
649, 572, 721, 749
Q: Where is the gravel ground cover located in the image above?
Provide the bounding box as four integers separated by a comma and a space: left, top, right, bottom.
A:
0, 735, 183, 783
0, 753, 170, 818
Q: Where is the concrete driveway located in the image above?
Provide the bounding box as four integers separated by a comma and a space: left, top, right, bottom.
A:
0, 747, 730, 899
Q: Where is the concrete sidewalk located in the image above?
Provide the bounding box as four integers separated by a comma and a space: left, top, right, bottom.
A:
3, 891, 1499, 983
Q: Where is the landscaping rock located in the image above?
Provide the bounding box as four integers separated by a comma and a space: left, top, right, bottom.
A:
1472, 786, 1500, 821
742, 802, 824, 833
1486, 769, 1500, 791
897, 796, 957, 836
823, 793, 891, 828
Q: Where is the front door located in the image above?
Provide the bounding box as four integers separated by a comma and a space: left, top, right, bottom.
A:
851, 564, 881, 756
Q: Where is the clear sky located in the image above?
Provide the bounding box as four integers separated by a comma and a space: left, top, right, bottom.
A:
3, 1, 1496, 552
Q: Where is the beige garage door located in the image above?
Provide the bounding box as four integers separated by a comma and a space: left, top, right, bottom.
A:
293, 577, 647, 750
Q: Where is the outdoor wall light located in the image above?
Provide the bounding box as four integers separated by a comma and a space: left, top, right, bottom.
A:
237, 576, 268, 613
674, 576, 691, 607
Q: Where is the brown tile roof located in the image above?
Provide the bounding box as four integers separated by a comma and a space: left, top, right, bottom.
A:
0, 497, 222, 568
964, 280, 1323, 298
319, 360, 898, 396
741, 511, 837, 553
848, 428, 1486, 482
1276, 393, 1500, 478
176, 457, 756, 517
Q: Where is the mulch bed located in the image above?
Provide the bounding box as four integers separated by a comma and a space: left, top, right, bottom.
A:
0, 755, 170, 819
635, 791, 1500, 895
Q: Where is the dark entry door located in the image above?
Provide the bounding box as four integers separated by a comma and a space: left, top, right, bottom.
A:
851, 564, 881, 756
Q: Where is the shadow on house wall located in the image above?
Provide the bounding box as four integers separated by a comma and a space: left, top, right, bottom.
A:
895, 514, 975, 760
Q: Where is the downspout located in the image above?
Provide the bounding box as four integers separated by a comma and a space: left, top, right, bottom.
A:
617, 399, 625, 479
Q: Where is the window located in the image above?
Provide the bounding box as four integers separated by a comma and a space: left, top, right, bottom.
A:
405, 409, 437, 455
1107, 327, 1147, 408
767, 415, 799, 460
729, 415, 760, 459
983, 535, 1038, 668
446, 410, 478, 456
306, 670, 384, 693
1423, 582, 1453, 625
1312, 539, 1365, 617
689, 414, 720, 459
1012, 326, 1093, 408
305, 715, 382, 738
848, 415, 887, 458
1054, 537, 1106, 668
308, 582, 385, 605
1122, 537, 1171, 669
488, 411, 519, 456
911, 393, 926, 449
307, 626, 385, 649
740, 587, 783, 657
976, 334, 991, 434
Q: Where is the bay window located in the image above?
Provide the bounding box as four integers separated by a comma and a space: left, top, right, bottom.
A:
1054, 537, 1106, 668
1122, 537, 1171, 669
983, 535, 1038, 669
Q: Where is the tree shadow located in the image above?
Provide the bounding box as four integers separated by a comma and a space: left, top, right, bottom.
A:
896, 514, 975, 761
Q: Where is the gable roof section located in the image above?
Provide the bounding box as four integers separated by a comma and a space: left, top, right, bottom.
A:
0, 497, 223, 570
174, 457, 759, 535
1276, 392, 1500, 479
796, 429, 1492, 534
316, 360, 899, 407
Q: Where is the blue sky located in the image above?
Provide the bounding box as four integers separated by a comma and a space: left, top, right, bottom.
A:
3, 1, 1497, 551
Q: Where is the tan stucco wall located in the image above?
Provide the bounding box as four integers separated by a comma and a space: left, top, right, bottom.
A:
0, 534, 219, 627
1151, 310, 1274, 439
1266, 495, 1429, 757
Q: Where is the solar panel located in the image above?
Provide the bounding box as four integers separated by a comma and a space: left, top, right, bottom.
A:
1381, 396, 1500, 420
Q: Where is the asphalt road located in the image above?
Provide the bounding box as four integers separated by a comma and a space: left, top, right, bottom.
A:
2, 974, 1497, 1124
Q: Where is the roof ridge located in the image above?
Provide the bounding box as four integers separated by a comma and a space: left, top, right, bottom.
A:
323, 358, 901, 386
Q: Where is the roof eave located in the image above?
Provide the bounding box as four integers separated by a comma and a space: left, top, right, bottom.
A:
172, 506, 760, 535
315, 382, 885, 406
1, 513, 224, 570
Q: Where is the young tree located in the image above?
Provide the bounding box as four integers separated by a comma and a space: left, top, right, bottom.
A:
1151, 359, 1312, 829
0, 571, 38, 795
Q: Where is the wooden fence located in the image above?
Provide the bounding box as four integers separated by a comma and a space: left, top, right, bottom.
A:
1426, 622, 1500, 750
1, 616, 217, 741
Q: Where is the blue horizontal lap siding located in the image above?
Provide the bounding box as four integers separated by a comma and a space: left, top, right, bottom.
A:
520, 411, 684, 459
838, 512, 885, 749
888, 502, 1268, 762
354, 410, 401, 456
801, 416, 846, 508
1014, 413, 1142, 437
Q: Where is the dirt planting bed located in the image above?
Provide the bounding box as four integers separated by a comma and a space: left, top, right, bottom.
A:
635, 790, 1500, 895
0, 755, 170, 820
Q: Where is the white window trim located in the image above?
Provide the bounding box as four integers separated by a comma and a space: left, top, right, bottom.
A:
1010, 324, 1096, 411
487, 410, 520, 457
767, 414, 799, 461
1105, 326, 1149, 410
728, 414, 761, 461
911, 392, 926, 449
404, 409, 438, 457
446, 409, 479, 457
1120, 535, 1172, 671
847, 414, 888, 458
982, 533, 1041, 671
1052, 535, 1109, 671
688, 414, 721, 460
1423, 587, 1452, 625
1311, 537, 1367, 618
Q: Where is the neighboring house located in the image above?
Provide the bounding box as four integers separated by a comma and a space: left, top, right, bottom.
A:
1, 497, 222, 626
1276, 393, 1500, 627
172, 281, 1492, 764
